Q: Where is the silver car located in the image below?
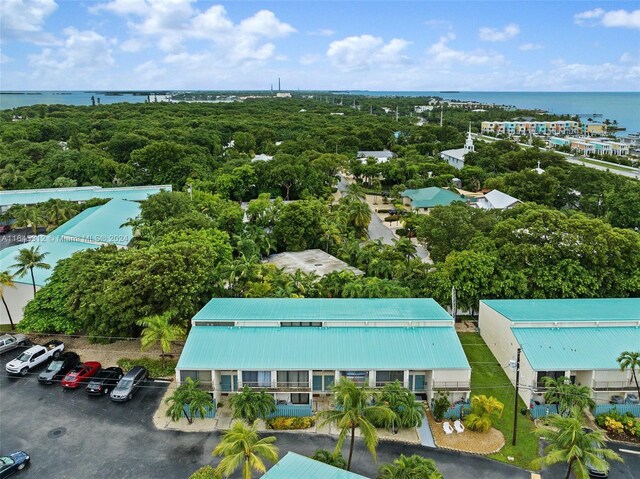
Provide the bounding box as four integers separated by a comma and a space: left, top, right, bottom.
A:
0, 334, 28, 355
110, 366, 148, 402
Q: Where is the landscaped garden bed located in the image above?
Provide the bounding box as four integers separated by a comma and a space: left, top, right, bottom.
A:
267, 416, 315, 430
595, 410, 640, 444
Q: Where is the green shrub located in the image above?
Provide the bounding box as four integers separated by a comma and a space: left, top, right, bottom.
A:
188, 465, 219, 479
432, 395, 450, 421
396, 228, 407, 237
596, 410, 640, 439
384, 215, 400, 222
267, 416, 315, 430
377, 208, 390, 214
311, 449, 347, 469
117, 357, 178, 378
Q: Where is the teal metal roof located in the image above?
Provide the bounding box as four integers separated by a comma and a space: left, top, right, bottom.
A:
0, 185, 171, 207
56, 199, 139, 246
177, 326, 470, 370
482, 299, 640, 322
513, 327, 640, 370
193, 298, 453, 322
262, 453, 369, 479
0, 238, 98, 286
47, 206, 102, 237
401, 187, 464, 209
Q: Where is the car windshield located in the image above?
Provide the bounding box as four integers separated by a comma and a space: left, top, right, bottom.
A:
0, 457, 14, 465
118, 379, 133, 388
16, 352, 31, 362
47, 360, 63, 372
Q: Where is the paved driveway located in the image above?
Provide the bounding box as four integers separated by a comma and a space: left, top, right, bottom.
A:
2, 347, 530, 478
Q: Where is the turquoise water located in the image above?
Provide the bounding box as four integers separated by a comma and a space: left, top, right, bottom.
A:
348, 91, 640, 135
2, 90, 638, 134
0, 91, 148, 109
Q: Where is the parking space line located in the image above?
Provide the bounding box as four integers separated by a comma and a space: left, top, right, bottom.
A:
619, 449, 640, 455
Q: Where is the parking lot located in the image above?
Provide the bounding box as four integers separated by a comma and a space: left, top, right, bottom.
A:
1, 345, 638, 479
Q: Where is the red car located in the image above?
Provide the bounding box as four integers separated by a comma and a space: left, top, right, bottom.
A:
61, 362, 101, 389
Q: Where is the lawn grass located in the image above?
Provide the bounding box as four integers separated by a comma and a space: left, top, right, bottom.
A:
576, 157, 637, 172
458, 332, 539, 470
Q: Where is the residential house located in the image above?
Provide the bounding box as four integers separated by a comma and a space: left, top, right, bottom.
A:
176, 298, 472, 413
439, 129, 475, 169
262, 452, 369, 479
266, 249, 364, 277
356, 150, 397, 163
472, 190, 522, 210
401, 187, 465, 213
478, 298, 640, 407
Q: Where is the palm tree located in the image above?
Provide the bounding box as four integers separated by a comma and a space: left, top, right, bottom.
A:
11, 246, 50, 295
379, 381, 424, 431
541, 376, 595, 416
347, 201, 371, 239
228, 385, 276, 425
345, 183, 366, 202
165, 377, 214, 425
464, 395, 504, 433
44, 199, 77, 229
617, 351, 640, 399
0, 271, 16, 329
393, 238, 417, 262
212, 421, 278, 479
378, 454, 443, 479
311, 449, 347, 470
11, 205, 43, 234
532, 408, 622, 479
136, 311, 186, 368
317, 378, 395, 470
0, 164, 26, 188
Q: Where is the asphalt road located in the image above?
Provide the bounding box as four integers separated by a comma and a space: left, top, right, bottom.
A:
1, 346, 532, 479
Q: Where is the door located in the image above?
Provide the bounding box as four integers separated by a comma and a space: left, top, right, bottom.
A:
313, 376, 323, 391
415, 375, 426, 391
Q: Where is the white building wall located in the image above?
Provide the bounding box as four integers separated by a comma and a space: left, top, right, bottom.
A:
0, 282, 36, 326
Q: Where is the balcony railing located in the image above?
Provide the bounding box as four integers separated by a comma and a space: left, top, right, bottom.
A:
242, 381, 311, 391
593, 381, 636, 391
432, 381, 471, 391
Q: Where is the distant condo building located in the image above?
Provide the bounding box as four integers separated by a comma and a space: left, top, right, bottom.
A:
549, 137, 629, 156
481, 120, 582, 137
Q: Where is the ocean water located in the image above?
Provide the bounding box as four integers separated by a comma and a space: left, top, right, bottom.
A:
2, 90, 638, 135
0, 91, 148, 109
348, 91, 640, 135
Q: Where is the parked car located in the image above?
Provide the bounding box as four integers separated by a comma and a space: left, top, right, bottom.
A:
609, 395, 625, 404
61, 362, 101, 389
0, 224, 12, 235
0, 334, 28, 355
5, 340, 64, 376
110, 366, 148, 402
38, 352, 80, 384
86, 367, 124, 396
0, 451, 30, 478
583, 428, 609, 478
626, 393, 639, 405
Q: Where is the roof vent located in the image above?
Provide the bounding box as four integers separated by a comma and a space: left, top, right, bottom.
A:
314, 263, 323, 267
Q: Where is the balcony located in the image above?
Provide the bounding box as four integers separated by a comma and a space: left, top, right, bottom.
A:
432, 381, 471, 391
242, 381, 311, 392
593, 381, 637, 392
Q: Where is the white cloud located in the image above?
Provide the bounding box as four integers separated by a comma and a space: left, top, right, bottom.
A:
308, 28, 335, 36
0, 53, 12, 63
300, 54, 321, 65
428, 32, 504, 65
133, 60, 167, 85
28, 28, 115, 86
327, 35, 411, 70
0, 0, 59, 44
120, 38, 148, 52
575, 8, 640, 29
519, 43, 543, 51
479, 23, 519, 42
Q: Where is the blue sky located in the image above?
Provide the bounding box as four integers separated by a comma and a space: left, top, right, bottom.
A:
1, 0, 639, 91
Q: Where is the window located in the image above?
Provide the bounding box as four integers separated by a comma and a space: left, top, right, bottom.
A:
242, 371, 271, 387
195, 321, 234, 327
291, 393, 310, 404
376, 371, 404, 386
280, 322, 322, 327
341, 371, 368, 385
277, 371, 308, 388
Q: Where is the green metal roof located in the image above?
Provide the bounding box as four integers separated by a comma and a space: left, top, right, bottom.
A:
262, 453, 369, 479
193, 298, 453, 322
482, 299, 640, 322
0, 238, 98, 286
177, 326, 470, 370
55, 198, 139, 246
401, 187, 464, 209
513, 327, 640, 370
0, 185, 171, 207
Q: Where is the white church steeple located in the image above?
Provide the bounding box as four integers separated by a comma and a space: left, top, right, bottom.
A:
464, 123, 475, 153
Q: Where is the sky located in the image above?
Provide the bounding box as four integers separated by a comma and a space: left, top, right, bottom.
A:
0, 0, 639, 91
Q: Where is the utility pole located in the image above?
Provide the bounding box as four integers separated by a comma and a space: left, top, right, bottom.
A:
451, 286, 457, 322
440, 108, 443, 127
395, 105, 399, 122
370, 105, 373, 115
512, 348, 521, 446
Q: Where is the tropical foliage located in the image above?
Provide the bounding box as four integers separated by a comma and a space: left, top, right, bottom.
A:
10, 245, 50, 295
136, 311, 186, 368
0, 271, 16, 329
317, 378, 395, 470
165, 377, 215, 425
212, 421, 278, 479
228, 386, 276, 425
617, 351, 640, 399
540, 376, 595, 415
311, 449, 347, 470
377, 454, 443, 479
464, 395, 504, 433
376, 381, 424, 431
532, 407, 623, 479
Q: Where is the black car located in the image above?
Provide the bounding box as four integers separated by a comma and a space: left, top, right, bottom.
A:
0, 451, 30, 478
37, 352, 80, 384
86, 367, 124, 396
583, 428, 609, 478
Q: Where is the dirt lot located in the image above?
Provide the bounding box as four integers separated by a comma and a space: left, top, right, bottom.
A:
428, 411, 505, 454
24, 333, 184, 372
